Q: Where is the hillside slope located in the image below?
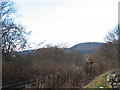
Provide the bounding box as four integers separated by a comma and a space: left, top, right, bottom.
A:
18, 42, 103, 55
64, 42, 103, 54
84, 69, 116, 88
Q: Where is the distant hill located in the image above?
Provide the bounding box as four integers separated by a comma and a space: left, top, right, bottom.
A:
63, 42, 103, 54
17, 50, 34, 55
18, 42, 103, 55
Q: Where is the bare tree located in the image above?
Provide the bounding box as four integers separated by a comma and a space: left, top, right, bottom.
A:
104, 25, 120, 44
103, 25, 120, 68
0, 0, 30, 60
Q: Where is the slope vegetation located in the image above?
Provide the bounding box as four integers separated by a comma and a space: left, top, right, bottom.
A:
84, 69, 116, 88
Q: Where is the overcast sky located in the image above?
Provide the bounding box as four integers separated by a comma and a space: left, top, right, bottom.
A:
15, 0, 119, 48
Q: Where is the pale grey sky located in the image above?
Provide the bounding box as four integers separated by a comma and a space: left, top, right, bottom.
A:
15, 0, 119, 48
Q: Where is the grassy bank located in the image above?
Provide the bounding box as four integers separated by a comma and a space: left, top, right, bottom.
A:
84, 69, 116, 88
